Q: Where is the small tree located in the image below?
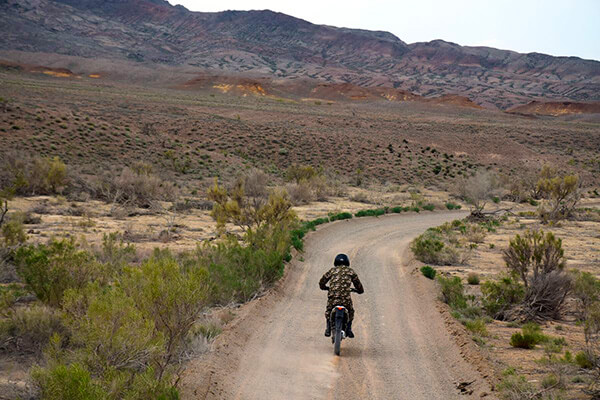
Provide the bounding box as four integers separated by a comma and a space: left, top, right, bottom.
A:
207, 173, 296, 235
537, 174, 579, 222
503, 230, 571, 320
458, 170, 499, 218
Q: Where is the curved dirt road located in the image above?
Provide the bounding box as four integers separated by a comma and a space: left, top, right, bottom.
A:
182, 212, 493, 399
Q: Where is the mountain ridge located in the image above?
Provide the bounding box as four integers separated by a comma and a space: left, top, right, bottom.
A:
1, 0, 599, 109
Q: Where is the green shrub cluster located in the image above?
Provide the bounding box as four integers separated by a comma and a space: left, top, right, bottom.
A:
410, 229, 461, 265
420, 266, 436, 279
15, 238, 107, 308
23, 247, 210, 398
355, 208, 386, 218
329, 212, 352, 221
467, 273, 480, 285
509, 323, 550, 349
437, 275, 487, 337
445, 202, 462, 210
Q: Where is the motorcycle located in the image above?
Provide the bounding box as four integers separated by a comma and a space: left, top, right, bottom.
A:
330, 305, 349, 356
329, 288, 359, 356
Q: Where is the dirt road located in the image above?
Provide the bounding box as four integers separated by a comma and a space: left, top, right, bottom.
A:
182, 212, 493, 399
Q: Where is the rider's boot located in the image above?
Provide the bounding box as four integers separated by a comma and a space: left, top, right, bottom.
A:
324, 318, 331, 337
346, 321, 354, 338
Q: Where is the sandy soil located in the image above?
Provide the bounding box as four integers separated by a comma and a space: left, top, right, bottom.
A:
181, 211, 496, 399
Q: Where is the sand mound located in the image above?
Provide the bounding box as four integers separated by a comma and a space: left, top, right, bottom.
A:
508, 100, 600, 116
425, 94, 483, 109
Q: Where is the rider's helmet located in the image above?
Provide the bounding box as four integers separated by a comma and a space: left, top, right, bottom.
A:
334, 254, 350, 267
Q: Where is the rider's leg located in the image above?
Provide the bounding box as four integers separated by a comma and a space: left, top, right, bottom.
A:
346, 303, 355, 338
324, 303, 333, 337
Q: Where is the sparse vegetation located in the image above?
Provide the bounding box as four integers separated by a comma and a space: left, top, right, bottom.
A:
420, 265, 436, 279
503, 230, 571, 320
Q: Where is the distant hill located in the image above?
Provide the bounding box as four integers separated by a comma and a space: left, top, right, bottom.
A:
1, 0, 599, 109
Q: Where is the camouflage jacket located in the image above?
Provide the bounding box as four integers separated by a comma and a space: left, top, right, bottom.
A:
319, 266, 364, 299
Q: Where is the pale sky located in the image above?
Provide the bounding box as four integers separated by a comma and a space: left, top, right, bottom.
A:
171, 0, 600, 61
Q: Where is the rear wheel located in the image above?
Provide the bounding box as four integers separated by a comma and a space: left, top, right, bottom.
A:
334, 329, 342, 356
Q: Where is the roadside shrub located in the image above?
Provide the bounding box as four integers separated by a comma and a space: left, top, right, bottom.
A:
481, 276, 524, 320
411, 230, 461, 265
465, 318, 488, 336
355, 208, 386, 217
62, 283, 164, 376
503, 230, 571, 320
329, 212, 352, 221
467, 273, 480, 285
437, 275, 467, 309
422, 203, 435, 211
420, 265, 436, 279
122, 250, 209, 375
0, 304, 66, 354
15, 238, 105, 307
445, 202, 462, 210
196, 233, 288, 304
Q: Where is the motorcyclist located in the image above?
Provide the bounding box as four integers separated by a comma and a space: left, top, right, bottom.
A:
319, 253, 364, 338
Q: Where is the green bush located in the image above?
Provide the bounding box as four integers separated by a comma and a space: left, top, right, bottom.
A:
355, 208, 386, 218
422, 203, 435, 211
445, 202, 462, 210
509, 332, 537, 349
437, 275, 467, 309
509, 323, 548, 349
62, 284, 164, 376
196, 232, 288, 304
16, 238, 106, 307
467, 273, 480, 285
420, 266, 436, 279
329, 212, 352, 221
122, 250, 209, 371
411, 230, 461, 265
575, 351, 594, 369
390, 206, 403, 213
481, 276, 524, 319
465, 318, 488, 336
31, 362, 108, 400
522, 322, 549, 343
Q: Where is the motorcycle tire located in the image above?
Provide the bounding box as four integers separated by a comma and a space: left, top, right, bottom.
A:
334, 329, 342, 356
